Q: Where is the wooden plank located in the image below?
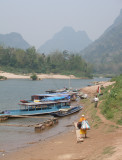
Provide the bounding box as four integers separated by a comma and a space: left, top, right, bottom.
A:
0, 118, 58, 128
9, 115, 52, 119
74, 122, 84, 142
0, 123, 34, 127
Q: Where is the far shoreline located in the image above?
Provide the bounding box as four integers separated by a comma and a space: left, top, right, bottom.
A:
0, 71, 87, 80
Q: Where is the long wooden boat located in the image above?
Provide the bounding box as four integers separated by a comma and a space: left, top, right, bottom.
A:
50, 106, 83, 117
0, 100, 71, 117
45, 88, 67, 93
20, 94, 70, 103
20, 89, 78, 104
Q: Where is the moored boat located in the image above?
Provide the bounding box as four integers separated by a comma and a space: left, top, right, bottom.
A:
20, 93, 70, 103
0, 100, 71, 117
50, 106, 83, 117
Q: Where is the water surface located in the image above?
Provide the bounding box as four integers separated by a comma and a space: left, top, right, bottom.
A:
0, 78, 109, 155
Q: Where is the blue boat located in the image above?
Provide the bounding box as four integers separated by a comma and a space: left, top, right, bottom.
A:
50, 106, 83, 117
0, 100, 71, 117
20, 94, 70, 103
41, 96, 68, 101
20, 90, 78, 104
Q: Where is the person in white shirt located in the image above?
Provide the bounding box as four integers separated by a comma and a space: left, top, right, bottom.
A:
94, 95, 99, 108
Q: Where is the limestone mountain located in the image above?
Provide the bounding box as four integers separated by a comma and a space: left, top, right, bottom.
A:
0, 32, 30, 50
38, 27, 92, 54
81, 9, 122, 74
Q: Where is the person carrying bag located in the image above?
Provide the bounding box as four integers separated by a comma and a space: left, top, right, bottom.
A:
78, 114, 90, 139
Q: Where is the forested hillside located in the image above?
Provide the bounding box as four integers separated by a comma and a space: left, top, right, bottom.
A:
0, 46, 92, 78
81, 9, 122, 75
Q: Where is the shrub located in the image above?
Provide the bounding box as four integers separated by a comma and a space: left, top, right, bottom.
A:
30, 73, 38, 80
0, 76, 7, 80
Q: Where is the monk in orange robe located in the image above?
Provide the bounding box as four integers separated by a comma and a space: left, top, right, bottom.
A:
79, 114, 87, 138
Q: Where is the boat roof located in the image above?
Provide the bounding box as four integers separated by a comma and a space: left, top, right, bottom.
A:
31, 92, 76, 98
53, 92, 77, 96
19, 101, 58, 106
31, 94, 55, 97
19, 99, 70, 106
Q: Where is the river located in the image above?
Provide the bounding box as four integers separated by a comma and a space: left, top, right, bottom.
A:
0, 78, 109, 155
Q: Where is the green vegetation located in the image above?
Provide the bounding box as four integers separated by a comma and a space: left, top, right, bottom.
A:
100, 74, 122, 125
0, 75, 7, 80
102, 146, 115, 155
0, 46, 93, 78
81, 99, 102, 128
89, 103, 102, 128
30, 73, 38, 80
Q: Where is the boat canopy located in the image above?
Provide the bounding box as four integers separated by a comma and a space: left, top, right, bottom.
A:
31, 94, 55, 101
41, 96, 66, 101
19, 99, 70, 106
32, 94, 55, 97
19, 101, 58, 106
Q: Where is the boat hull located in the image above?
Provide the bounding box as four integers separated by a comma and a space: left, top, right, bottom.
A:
0, 106, 71, 117
50, 106, 83, 117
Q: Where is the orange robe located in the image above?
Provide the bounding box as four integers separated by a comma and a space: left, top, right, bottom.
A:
79, 117, 87, 134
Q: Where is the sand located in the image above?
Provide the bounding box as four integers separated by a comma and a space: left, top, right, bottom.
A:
0, 81, 121, 160
80, 81, 115, 96
0, 71, 77, 79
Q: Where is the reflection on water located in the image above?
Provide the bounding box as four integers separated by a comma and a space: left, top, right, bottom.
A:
0, 78, 109, 155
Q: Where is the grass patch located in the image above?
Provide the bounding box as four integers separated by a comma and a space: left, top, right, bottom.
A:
102, 146, 115, 155
99, 75, 122, 125
117, 118, 122, 125
81, 98, 102, 128
0, 76, 7, 80
93, 123, 99, 129
90, 105, 101, 128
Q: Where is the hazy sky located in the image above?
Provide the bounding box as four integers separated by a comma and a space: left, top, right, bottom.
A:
0, 0, 122, 48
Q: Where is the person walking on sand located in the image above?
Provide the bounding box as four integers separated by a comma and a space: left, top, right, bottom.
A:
79, 115, 87, 139
97, 86, 101, 95
94, 95, 99, 108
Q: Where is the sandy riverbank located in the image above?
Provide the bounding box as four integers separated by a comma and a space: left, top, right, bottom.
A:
0, 71, 77, 79
0, 81, 121, 160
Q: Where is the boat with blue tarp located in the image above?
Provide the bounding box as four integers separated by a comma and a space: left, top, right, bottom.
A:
20, 94, 56, 103
20, 93, 72, 103
41, 95, 69, 101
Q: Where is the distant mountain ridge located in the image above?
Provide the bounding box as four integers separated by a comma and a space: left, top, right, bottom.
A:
81, 9, 122, 74
0, 32, 30, 50
38, 27, 92, 54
